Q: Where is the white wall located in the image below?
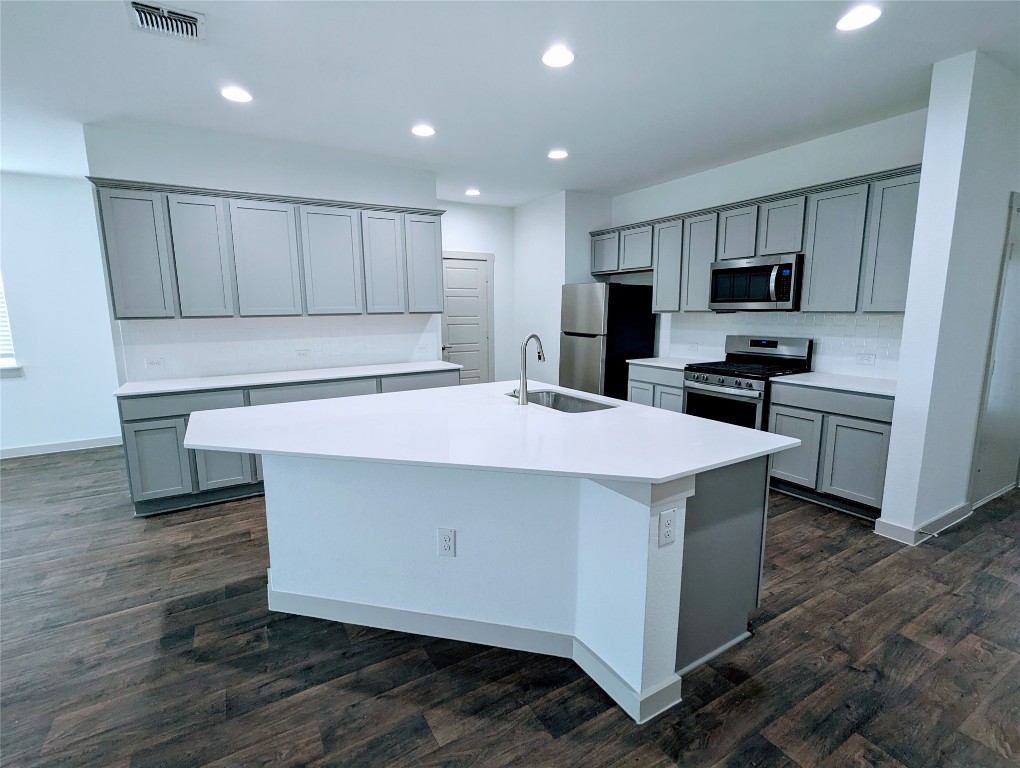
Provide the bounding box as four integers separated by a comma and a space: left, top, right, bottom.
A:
564, 192, 611, 285
612, 110, 927, 225
514, 193, 567, 385
438, 201, 516, 380
0, 172, 121, 455
881, 52, 1020, 538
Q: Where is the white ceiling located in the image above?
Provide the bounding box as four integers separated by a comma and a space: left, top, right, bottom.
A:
2, 1, 1018, 207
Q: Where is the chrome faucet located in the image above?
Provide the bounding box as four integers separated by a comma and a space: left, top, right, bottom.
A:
517, 334, 546, 405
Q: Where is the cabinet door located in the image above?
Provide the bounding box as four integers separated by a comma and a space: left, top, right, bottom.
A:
195, 448, 253, 491
717, 206, 758, 260
861, 174, 920, 313
652, 220, 683, 313
299, 205, 364, 315
619, 226, 653, 271
98, 189, 175, 318
801, 185, 869, 312
768, 405, 823, 488
819, 415, 891, 508
591, 232, 620, 273
628, 380, 654, 406
362, 211, 407, 313
123, 418, 194, 501
681, 213, 717, 312
654, 384, 685, 413
230, 201, 303, 316
756, 197, 806, 256
404, 214, 444, 313
168, 194, 235, 317
379, 370, 460, 393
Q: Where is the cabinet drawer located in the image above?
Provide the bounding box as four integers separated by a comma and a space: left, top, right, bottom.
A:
248, 378, 378, 406
770, 384, 893, 422
627, 365, 685, 388
380, 371, 460, 393
120, 389, 246, 421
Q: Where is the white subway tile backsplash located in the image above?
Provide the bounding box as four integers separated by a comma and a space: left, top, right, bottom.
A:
117, 314, 442, 381
666, 311, 903, 379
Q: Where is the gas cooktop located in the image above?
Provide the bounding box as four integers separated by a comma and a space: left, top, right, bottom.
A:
684, 359, 808, 381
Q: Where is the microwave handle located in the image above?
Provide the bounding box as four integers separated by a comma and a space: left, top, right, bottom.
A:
769, 265, 779, 301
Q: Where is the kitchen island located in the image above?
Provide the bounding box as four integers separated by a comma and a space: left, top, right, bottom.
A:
185, 380, 798, 723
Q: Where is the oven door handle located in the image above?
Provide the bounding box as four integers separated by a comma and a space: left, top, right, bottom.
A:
768, 265, 779, 302
684, 380, 763, 400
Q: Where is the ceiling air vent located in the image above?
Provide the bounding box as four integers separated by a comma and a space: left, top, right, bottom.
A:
128, 2, 206, 42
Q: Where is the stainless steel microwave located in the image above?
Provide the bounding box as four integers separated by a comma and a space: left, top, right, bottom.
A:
709, 253, 803, 311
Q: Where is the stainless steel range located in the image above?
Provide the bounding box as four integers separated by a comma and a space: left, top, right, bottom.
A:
683, 335, 813, 430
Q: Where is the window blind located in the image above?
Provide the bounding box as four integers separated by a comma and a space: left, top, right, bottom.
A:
0, 273, 17, 361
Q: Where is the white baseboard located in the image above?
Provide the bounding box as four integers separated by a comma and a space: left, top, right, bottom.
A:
875, 501, 973, 545
972, 483, 1018, 511
0, 435, 122, 459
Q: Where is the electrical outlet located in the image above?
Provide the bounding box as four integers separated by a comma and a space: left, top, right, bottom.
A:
295, 348, 311, 359
658, 508, 677, 547
144, 357, 166, 370
437, 528, 456, 557
855, 353, 876, 366
687, 343, 699, 352
416, 343, 430, 353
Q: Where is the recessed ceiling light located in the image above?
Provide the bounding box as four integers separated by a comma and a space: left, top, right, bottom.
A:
412, 124, 436, 137
465, 188, 481, 197
836, 5, 882, 30
542, 44, 575, 68
221, 85, 252, 103
548, 149, 568, 160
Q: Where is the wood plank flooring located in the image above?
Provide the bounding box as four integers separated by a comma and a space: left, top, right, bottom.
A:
2, 446, 1018, 767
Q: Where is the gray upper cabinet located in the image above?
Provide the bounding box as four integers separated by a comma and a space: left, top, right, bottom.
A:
98, 188, 176, 319
619, 226, 653, 271
860, 174, 920, 313
768, 404, 823, 488
230, 201, 303, 316
652, 220, 683, 313
299, 205, 364, 315
362, 211, 407, 314
716, 206, 758, 261
591, 232, 620, 273
682, 213, 718, 312
756, 197, 806, 256
123, 418, 194, 501
167, 194, 235, 318
801, 184, 869, 312
404, 214, 444, 313
819, 415, 891, 507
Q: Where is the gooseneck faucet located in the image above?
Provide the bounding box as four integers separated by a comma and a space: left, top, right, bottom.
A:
518, 334, 546, 405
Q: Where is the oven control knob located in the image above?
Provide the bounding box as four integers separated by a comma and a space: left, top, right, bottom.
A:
746, 381, 754, 389
735, 379, 742, 387
717, 377, 725, 384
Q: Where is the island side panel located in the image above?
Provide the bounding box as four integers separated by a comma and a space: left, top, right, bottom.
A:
675, 456, 770, 673
262, 454, 581, 642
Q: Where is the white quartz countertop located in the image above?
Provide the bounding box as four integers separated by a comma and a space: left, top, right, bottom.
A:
774, 372, 896, 398
185, 380, 798, 484
115, 361, 462, 397
626, 356, 719, 371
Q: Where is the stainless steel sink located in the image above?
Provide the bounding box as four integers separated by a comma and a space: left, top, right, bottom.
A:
506, 389, 616, 413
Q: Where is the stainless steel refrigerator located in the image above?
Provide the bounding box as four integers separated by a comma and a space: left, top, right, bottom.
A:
559, 283, 656, 399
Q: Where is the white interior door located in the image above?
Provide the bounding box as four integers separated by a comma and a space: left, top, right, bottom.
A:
970, 195, 1020, 506
442, 255, 492, 385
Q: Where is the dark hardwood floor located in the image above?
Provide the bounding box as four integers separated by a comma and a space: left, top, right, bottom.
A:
2, 446, 1017, 767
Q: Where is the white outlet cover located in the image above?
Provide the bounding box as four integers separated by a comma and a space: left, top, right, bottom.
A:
437, 528, 456, 557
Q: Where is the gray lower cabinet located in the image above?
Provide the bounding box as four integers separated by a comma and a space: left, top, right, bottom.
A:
248, 378, 378, 406
380, 370, 460, 393
168, 194, 235, 317
651, 220, 683, 313
362, 211, 407, 313
756, 196, 805, 256
299, 205, 364, 315
682, 213, 717, 312
123, 418, 194, 501
768, 383, 894, 509
768, 405, 823, 488
819, 415, 891, 507
97, 188, 176, 319
801, 184, 869, 312
195, 446, 253, 491
619, 226, 653, 271
591, 232, 620, 273
653, 384, 685, 413
628, 365, 685, 411
860, 174, 920, 312
717, 206, 758, 260
230, 200, 303, 316
628, 380, 654, 406
404, 214, 444, 313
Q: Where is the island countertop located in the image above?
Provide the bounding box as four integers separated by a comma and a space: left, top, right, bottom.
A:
185, 380, 798, 484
